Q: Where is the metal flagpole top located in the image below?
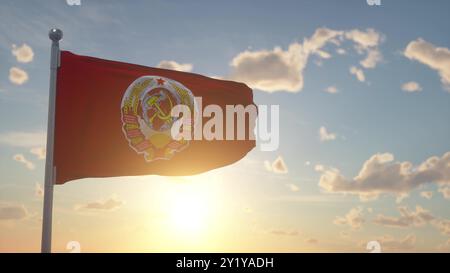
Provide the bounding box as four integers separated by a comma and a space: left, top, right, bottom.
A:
49, 28, 63, 42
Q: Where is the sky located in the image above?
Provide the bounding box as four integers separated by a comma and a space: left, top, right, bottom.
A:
0, 0, 450, 252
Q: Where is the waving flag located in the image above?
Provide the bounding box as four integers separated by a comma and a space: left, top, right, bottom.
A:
53, 51, 256, 184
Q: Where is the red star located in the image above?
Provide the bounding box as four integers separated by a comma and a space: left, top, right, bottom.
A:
157, 78, 165, 85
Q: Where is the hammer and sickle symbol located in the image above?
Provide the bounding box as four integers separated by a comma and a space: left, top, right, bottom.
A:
147, 94, 173, 124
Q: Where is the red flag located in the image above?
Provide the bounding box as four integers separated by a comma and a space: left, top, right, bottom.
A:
53, 51, 256, 184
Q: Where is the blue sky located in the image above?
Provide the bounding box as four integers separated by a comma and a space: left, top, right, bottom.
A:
1, 0, 450, 252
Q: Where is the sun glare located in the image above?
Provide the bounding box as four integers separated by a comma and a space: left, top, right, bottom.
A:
161, 174, 223, 239
169, 192, 208, 233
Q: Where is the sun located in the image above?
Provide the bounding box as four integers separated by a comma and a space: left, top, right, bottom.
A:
168, 192, 209, 233
161, 174, 222, 238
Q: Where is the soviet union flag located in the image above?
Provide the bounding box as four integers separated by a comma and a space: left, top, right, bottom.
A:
54, 51, 256, 184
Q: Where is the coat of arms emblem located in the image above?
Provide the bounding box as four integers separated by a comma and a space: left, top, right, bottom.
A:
121, 76, 196, 162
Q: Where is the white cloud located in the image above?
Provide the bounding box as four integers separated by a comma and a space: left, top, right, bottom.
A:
272, 156, 288, 174
303, 28, 343, 54
401, 81, 422, 92
11, 44, 34, 63
0, 204, 28, 221
229, 42, 306, 92
324, 85, 339, 94
317, 152, 450, 200
315, 50, 331, 59
12, 154, 35, 170
229, 28, 383, 92
377, 234, 416, 251
75, 196, 124, 211
314, 164, 325, 172
350, 66, 365, 82
420, 191, 433, 199
334, 206, 365, 230
157, 60, 193, 72
439, 187, 450, 199
319, 126, 336, 142
265, 156, 288, 174
0, 131, 46, 147
345, 28, 383, 69
360, 49, 382, 69
345, 28, 381, 49
373, 206, 435, 228
286, 183, 300, 192
433, 219, 450, 236
30, 147, 46, 160
396, 193, 409, 204
9, 67, 28, 85
404, 38, 450, 91
373, 205, 450, 236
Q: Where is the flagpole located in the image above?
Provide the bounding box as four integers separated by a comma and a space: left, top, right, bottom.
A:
41, 28, 62, 253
